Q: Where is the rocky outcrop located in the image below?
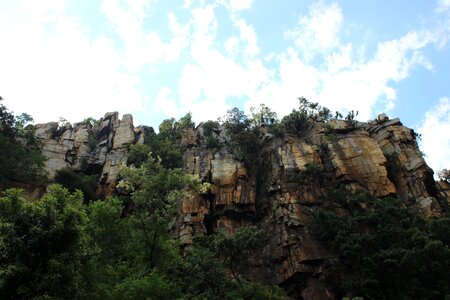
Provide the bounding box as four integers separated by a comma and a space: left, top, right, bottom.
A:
35, 112, 143, 197
33, 112, 449, 299
177, 117, 447, 299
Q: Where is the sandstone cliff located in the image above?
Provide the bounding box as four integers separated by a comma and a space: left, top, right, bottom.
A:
35, 112, 143, 197
34, 113, 449, 299
178, 117, 448, 299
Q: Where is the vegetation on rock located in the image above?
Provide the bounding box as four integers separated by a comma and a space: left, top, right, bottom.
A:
313, 190, 450, 300
1, 99, 449, 299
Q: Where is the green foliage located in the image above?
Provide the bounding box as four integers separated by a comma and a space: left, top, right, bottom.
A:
81, 117, 101, 127
281, 109, 308, 135
176, 244, 231, 299
223, 108, 261, 167
0, 101, 46, 188
118, 155, 210, 275
295, 163, 326, 184
109, 271, 179, 300
0, 185, 86, 299
203, 120, 220, 137
54, 167, 99, 202
205, 135, 222, 150
127, 143, 151, 167
202, 120, 222, 149
250, 103, 278, 127
412, 129, 422, 141
142, 113, 195, 169
176, 228, 286, 300
0, 141, 283, 299
313, 191, 450, 299
281, 97, 332, 136
211, 226, 265, 284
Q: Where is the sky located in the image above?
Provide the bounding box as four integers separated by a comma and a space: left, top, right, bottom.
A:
0, 0, 449, 172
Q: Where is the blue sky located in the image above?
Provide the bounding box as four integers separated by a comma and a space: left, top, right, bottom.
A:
0, 0, 449, 172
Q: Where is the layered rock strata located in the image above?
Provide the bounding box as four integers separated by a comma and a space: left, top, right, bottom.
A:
34, 112, 449, 299
34, 112, 143, 196
178, 117, 448, 299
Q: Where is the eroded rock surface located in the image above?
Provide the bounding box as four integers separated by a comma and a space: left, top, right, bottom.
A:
33, 113, 449, 299
35, 112, 143, 196
177, 118, 448, 299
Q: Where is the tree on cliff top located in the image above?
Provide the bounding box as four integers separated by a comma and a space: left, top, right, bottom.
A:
0, 100, 46, 188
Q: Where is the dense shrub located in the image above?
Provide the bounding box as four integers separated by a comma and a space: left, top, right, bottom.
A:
281, 97, 332, 136
313, 191, 450, 299
127, 143, 150, 167
0, 101, 46, 188
202, 120, 222, 149
223, 108, 261, 167
54, 167, 99, 202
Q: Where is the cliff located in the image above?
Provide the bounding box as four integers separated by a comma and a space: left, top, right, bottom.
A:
178, 117, 448, 299
34, 112, 143, 197
33, 113, 449, 299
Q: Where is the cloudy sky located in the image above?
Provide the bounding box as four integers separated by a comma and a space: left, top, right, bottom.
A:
0, 0, 449, 172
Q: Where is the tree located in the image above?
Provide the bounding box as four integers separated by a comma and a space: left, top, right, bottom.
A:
0, 185, 87, 299
222, 107, 260, 167
0, 101, 46, 188
54, 167, 99, 202
141, 114, 195, 170
281, 97, 332, 136
118, 154, 210, 273
127, 143, 151, 168
174, 228, 286, 300
211, 226, 265, 285
313, 191, 450, 299
250, 103, 278, 126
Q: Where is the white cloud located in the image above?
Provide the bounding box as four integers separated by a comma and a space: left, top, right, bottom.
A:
418, 97, 450, 172
234, 18, 260, 57
164, 0, 443, 126
1, 0, 448, 132
438, 0, 450, 11
20, 0, 66, 22
286, 1, 343, 60
243, 30, 436, 121
0, 0, 144, 123
154, 87, 179, 117
228, 0, 252, 12
101, 0, 186, 72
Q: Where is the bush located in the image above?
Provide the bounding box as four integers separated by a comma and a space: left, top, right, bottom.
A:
344, 110, 359, 128
313, 191, 450, 299
202, 120, 222, 149
280, 97, 333, 136
141, 114, 195, 169
127, 143, 150, 167
222, 108, 261, 167
54, 168, 99, 202
0, 100, 46, 187
0, 186, 86, 299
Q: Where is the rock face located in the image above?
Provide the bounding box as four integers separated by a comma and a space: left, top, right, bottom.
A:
178, 117, 449, 299
34, 113, 449, 299
35, 112, 143, 196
